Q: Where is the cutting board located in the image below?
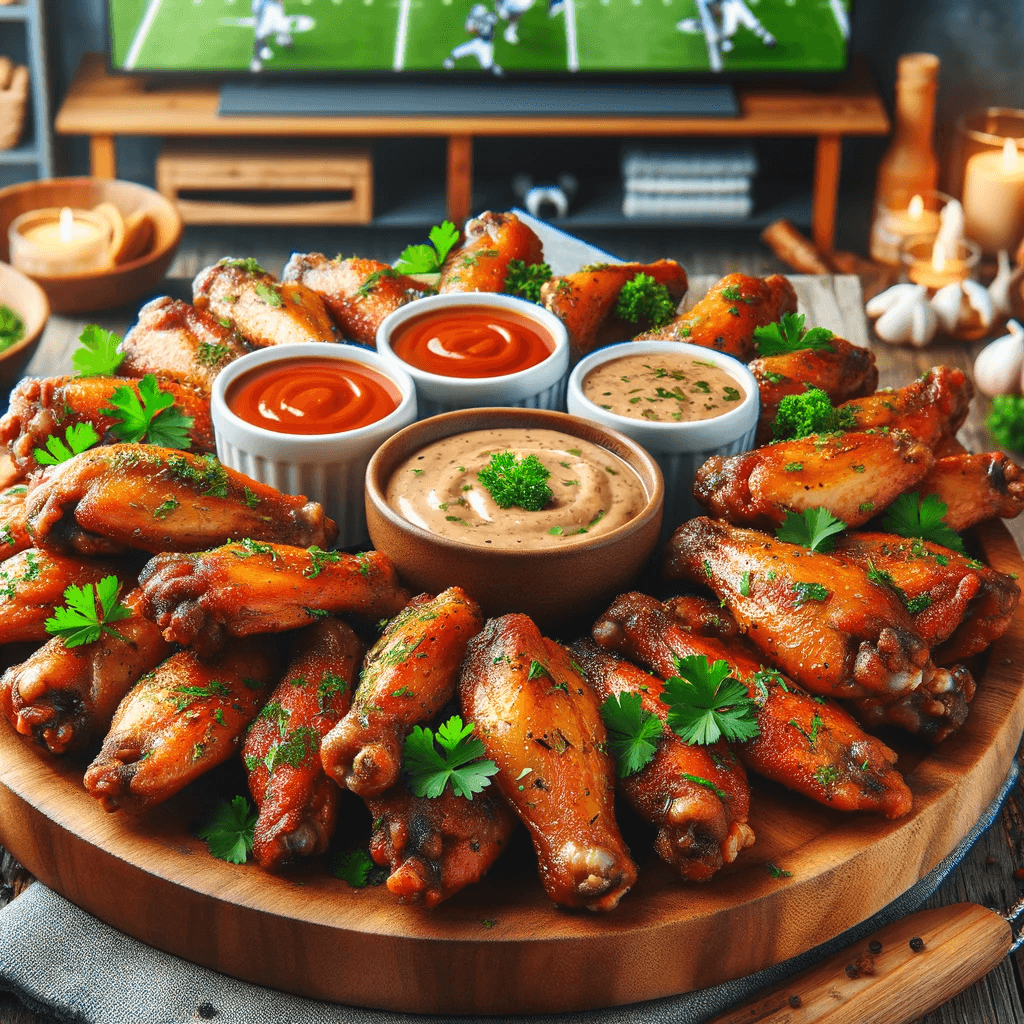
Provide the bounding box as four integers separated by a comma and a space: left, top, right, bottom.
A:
1, 518, 1022, 1015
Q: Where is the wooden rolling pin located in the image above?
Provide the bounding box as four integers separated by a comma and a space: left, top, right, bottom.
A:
708, 902, 1013, 1024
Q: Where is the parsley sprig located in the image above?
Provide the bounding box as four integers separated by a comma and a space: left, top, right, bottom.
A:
34, 422, 100, 465
198, 795, 257, 864
660, 656, 760, 746
775, 507, 847, 552
600, 692, 662, 778
100, 374, 194, 448
503, 259, 552, 303
0, 304, 24, 353
72, 325, 124, 377
394, 221, 460, 275
332, 848, 376, 887
478, 451, 553, 511
880, 492, 965, 553
44, 575, 131, 648
754, 312, 835, 357
403, 715, 498, 800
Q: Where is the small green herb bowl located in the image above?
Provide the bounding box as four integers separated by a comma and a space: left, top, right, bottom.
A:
0, 259, 49, 398
364, 406, 664, 629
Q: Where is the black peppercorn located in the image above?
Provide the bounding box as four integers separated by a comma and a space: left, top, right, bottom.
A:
196, 1003, 218, 1020
909, 936, 925, 952
868, 939, 882, 954
845, 964, 859, 979
788, 994, 802, 1008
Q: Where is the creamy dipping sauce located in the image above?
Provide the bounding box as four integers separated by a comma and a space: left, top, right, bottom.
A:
582, 353, 745, 423
386, 427, 648, 548
227, 357, 401, 434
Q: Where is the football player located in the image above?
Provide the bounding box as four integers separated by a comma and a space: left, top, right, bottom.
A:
677, 0, 775, 71
249, 0, 315, 71
496, 0, 534, 44
443, 4, 503, 74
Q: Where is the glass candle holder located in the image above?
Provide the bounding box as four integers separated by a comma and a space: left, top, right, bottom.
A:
869, 189, 952, 267
8, 207, 111, 277
899, 233, 981, 290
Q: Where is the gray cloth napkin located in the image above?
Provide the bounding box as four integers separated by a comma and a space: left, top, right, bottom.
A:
1, 761, 1015, 1024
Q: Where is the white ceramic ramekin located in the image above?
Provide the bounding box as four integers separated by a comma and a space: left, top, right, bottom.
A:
375, 292, 570, 418
211, 342, 417, 548
567, 340, 759, 534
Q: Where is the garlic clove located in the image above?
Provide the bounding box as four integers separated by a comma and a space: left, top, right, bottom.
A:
866, 283, 924, 319
974, 319, 1024, 397
930, 282, 963, 333
910, 298, 939, 347
988, 250, 1021, 317
962, 279, 994, 328
874, 285, 930, 345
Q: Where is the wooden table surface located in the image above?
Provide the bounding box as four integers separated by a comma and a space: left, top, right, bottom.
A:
2, 275, 1024, 1024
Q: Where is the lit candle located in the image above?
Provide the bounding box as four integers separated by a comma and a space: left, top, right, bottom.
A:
8, 206, 110, 276
962, 137, 1024, 254
901, 234, 979, 289
870, 193, 943, 266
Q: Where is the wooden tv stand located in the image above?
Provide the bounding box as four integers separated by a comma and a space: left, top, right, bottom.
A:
56, 54, 889, 250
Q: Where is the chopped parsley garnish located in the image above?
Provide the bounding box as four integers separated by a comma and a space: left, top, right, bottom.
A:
880, 492, 965, 553
44, 575, 131, 647
198, 795, 257, 864
599, 691, 662, 778
775, 507, 847, 552
152, 497, 179, 519
253, 281, 283, 307
305, 545, 341, 578
477, 451, 553, 511
34, 422, 100, 465
100, 374, 194, 448
791, 581, 830, 606
614, 273, 676, 327
166, 453, 229, 497
171, 679, 229, 713
223, 257, 267, 275
503, 259, 552, 303
332, 848, 375, 887
403, 715, 498, 800
906, 594, 932, 614
394, 220, 460, 275
264, 726, 318, 773
0, 304, 24, 353
527, 659, 550, 681
753, 312, 835, 356
243, 487, 261, 509
196, 341, 232, 368
660, 655, 760, 745
72, 324, 124, 376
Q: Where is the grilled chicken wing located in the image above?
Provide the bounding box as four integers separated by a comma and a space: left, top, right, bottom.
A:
571, 639, 755, 878
912, 453, 1024, 530
118, 296, 249, 395
192, 258, 339, 348
24, 445, 336, 557
0, 587, 172, 754
460, 614, 636, 911
321, 588, 484, 798
138, 542, 410, 655
0, 549, 126, 645
83, 637, 280, 813
635, 273, 798, 360
282, 254, 428, 348
693, 429, 934, 530
540, 259, 688, 361
366, 782, 517, 907
0, 483, 30, 562
750, 336, 878, 445
1, 374, 215, 471
244, 618, 362, 869
592, 593, 912, 818
438, 211, 544, 294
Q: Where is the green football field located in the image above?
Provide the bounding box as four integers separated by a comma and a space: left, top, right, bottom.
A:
110, 0, 848, 74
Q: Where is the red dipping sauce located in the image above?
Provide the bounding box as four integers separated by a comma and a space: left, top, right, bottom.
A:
390, 306, 554, 378
226, 357, 401, 435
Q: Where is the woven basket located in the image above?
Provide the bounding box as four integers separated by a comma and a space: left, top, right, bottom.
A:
0, 58, 28, 151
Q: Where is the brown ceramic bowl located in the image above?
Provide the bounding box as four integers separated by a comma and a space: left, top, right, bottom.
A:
0, 177, 182, 314
0, 259, 49, 396
365, 407, 664, 628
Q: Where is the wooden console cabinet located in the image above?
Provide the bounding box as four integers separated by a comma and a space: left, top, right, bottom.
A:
55, 53, 889, 250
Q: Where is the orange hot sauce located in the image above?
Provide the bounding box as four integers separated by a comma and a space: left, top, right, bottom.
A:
227, 357, 401, 435
391, 306, 554, 378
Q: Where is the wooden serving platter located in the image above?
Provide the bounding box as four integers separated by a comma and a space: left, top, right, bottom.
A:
1, 520, 1023, 1015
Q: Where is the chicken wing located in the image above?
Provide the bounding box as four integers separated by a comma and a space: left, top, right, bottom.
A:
911, 453, 1024, 530
0, 587, 172, 754
1, 549, 126, 645
0, 483, 30, 562
282, 254, 429, 348
750, 336, 878, 445
244, 618, 362, 869
571, 639, 755, 879
1, 374, 215, 471
24, 444, 336, 557
460, 614, 636, 911
138, 542, 410, 655
539, 259, 689, 361
83, 637, 280, 813
692, 429, 934, 530
438, 211, 544, 293
118, 296, 249, 395
634, 273, 798, 360
192, 257, 339, 348
365, 781, 517, 907
321, 588, 484, 797
592, 592, 912, 818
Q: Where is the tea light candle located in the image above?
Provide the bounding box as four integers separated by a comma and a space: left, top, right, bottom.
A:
870, 193, 943, 265
962, 138, 1024, 253
8, 206, 110, 276
900, 234, 980, 289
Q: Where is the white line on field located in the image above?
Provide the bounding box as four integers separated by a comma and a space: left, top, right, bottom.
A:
394, 0, 411, 69
564, 0, 578, 70
124, 0, 164, 69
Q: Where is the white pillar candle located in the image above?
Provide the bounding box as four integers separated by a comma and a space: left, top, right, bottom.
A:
8, 206, 110, 276
962, 138, 1024, 254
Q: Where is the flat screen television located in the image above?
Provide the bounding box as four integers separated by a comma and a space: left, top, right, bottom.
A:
107, 0, 851, 78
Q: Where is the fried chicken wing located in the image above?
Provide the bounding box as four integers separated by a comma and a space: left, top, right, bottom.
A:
138, 542, 410, 655
0, 483, 30, 562
571, 639, 755, 879
540, 259, 688, 361
118, 296, 249, 395
24, 445, 336, 557
693, 429, 934, 530
321, 588, 484, 798
635, 273, 798, 360
0, 549, 126, 645
0, 587, 172, 754
365, 781, 517, 907
750, 336, 878, 445
592, 593, 912, 818
1, 375, 215, 471
282, 254, 428, 348
83, 637, 280, 813
912, 453, 1024, 530
192, 258, 339, 348
244, 618, 362, 869
438, 211, 543, 293
460, 614, 636, 911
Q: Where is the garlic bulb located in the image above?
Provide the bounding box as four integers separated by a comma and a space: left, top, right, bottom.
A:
930, 282, 963, 333
870, 284, 938, 347
973, 319, 1024, 397
865, 283, 923, 319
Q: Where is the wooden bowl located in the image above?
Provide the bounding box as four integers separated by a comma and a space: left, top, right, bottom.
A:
0, 177, 182, 314
0, 259, 48, 395
365, 407, 664, 628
